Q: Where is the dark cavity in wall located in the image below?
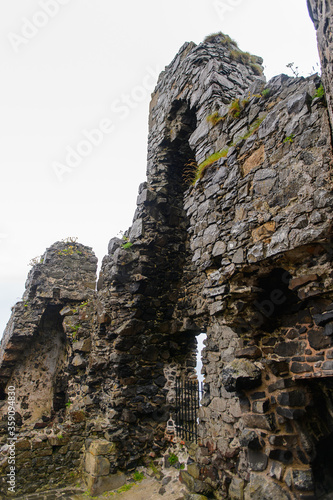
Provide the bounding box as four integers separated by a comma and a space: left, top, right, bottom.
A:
152, 100, 206, 426
313, 433, 333, 497
144, 98, 198, 321
304, 379, 333, 497
254, 267, 299, 333
232, 266, 300, 335
0, 386, 6, 401
39, 305, 68, 417
163, 99, 198, 189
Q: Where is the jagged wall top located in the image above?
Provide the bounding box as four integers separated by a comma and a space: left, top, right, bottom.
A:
148, 33, 265, 177
0, 241, 97, 387
1, 13, 333, 497
307, 0, 333, 133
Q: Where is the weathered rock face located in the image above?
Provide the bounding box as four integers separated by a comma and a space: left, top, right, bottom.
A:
0, 14, 333, 500
93, 34, 265, 478
308, 0, 333, 132
175, 67, 333, 499
0, 241, 97, 494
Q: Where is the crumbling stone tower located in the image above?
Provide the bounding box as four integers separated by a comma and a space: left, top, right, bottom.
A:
1, 1, 333, 498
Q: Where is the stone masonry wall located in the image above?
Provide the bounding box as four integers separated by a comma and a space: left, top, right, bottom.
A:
0, 241, 97, 495
308, 0, 333, 134
0, 10, 333, 500
0, 35, 267, 497
89, 35, 265, 493
175, 68, 333, 498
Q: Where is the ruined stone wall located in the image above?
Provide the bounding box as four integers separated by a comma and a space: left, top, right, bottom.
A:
85, 39, 333, 497
0, 14, 333, 500
90, 35, 265, 490
308, 0, 333, 133
0, 241, 97, 495
176, 72, 333, 498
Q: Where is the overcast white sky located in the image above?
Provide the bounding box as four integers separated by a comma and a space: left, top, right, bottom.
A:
0, 0, 319, 336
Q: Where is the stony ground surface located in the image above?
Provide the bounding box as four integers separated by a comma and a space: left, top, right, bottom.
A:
12, 473, 186, 500
74, 474, 186, 500
12, 450, 189, 500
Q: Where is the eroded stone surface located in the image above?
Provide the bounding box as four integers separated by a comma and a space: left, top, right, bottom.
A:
308, 0, 333, 131
0, 19, 333, 500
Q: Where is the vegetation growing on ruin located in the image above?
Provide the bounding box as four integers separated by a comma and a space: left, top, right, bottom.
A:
149, 461, 159, 475
168, 453, 179, 465
240, 116, 266, 140
228, 98, 241, 118
204, 32, 263, 75
132, 471, 145, 482
284, 134, 295, 144
58, 245, 83, 257
57, 238, 89, 257
29, 255, 44, 266
193, 149, 229, 183
204, 32, 236, 48
230, 49, 263, 75
121, 235, 133, 250
62, 236, 79, 244
313, 83, 325, 99
286, 62, 299, 77
183, 159, 198, 185
228, 97, 251, 119
189, 115, 266, 184
117, 484, 133, 492
249, 63, 263, 76
206, 111, 224, 126
70, 324, 81, 339
262, 88, 271, 98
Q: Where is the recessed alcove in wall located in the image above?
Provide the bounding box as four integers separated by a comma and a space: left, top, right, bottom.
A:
163, 99, 198, 190
254, 267, 299, 333
142, 98, 198, 323
230, 265, 301, 337
147, 98, 200, 401
8, 304, 68, 423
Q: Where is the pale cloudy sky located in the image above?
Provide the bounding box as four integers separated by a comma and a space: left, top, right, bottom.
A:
0, 0, 319, 335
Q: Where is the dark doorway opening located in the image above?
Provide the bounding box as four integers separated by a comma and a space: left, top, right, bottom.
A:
313, 433, 333, 498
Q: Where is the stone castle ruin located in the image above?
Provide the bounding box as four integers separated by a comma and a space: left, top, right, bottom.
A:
1, 1, 333, 498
